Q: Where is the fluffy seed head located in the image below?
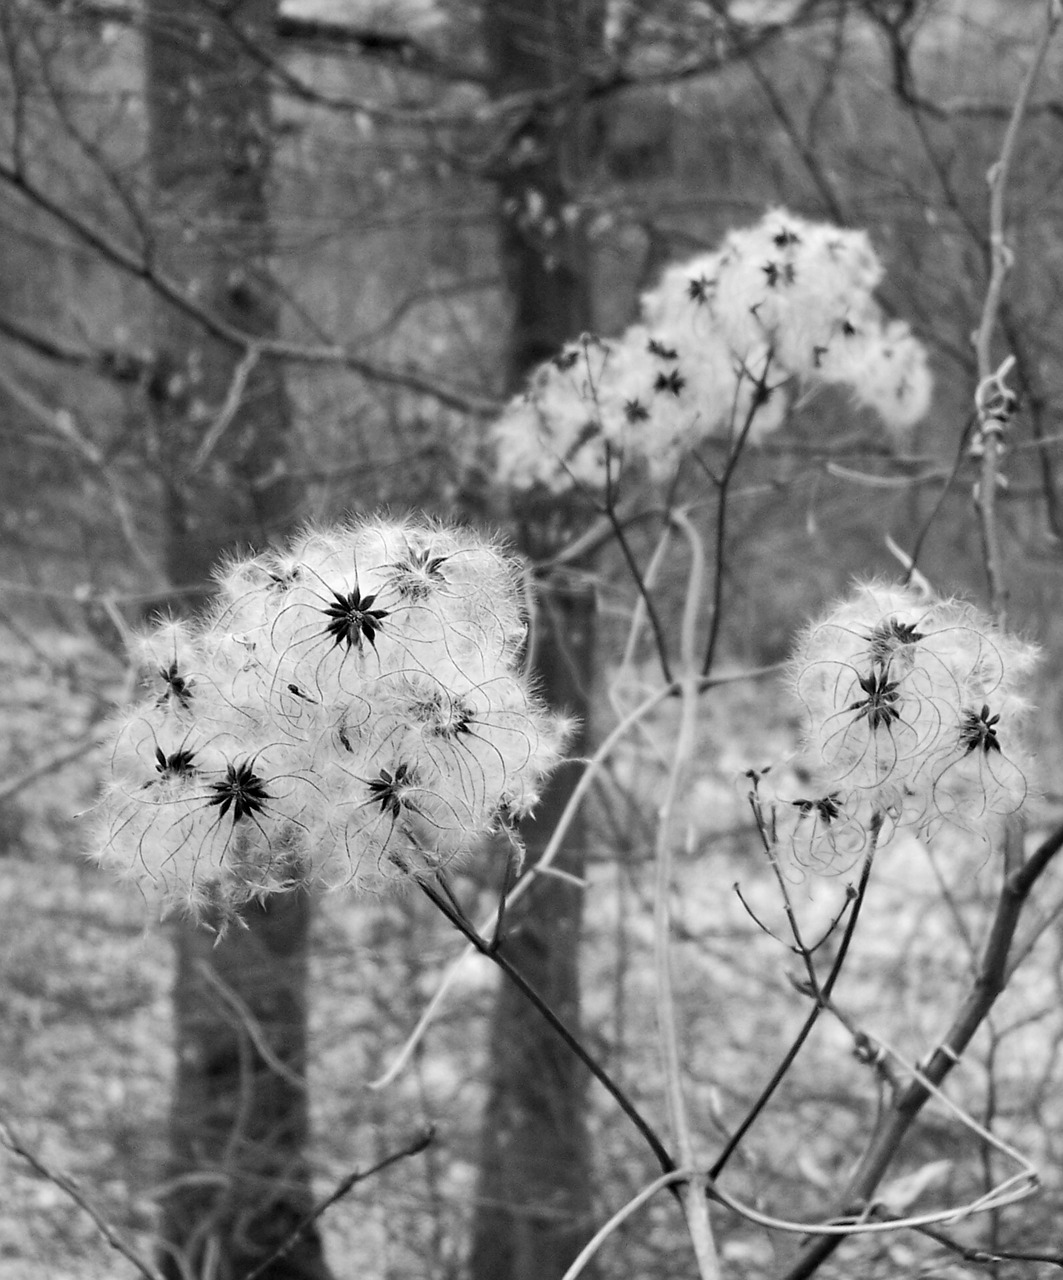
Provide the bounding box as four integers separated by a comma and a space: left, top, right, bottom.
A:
493, 209, 932, 494
787, 581, 1037, 837
93, 517, 569, 919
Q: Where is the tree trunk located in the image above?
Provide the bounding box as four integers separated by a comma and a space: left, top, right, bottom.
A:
142, 3, 330, 1276
470, 3, 602, 1276
469, 580, 599, 1280
484, 0, 597, 377
162, 892, 327, 1280
144, 0, 297, 589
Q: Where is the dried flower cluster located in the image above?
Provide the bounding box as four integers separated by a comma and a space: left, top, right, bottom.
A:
783, 582, 1037, 857
493, 208, 932, 493
95, 518, 568, 918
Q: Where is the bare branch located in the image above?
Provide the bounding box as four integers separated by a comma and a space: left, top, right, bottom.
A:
67, 0, 483, 81
779, 817, 1063, 1280
187, 347, 260, 475
0, 308, 148, 381
238, 1128, 436, 1280
0, 1115, 165, 1280
972, 0, 1062, 622
0, 160, 500, 416
0, 732, 106, 804
0, 364, 162, 578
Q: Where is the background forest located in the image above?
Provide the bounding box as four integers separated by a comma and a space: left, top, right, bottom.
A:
2, 1, 1063, 1278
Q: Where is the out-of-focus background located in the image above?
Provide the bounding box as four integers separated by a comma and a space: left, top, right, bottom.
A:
2, 1, 1063, 1277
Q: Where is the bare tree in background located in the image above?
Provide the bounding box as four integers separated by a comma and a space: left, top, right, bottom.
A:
469, 3, 604, 1276
143, 2, 330, 1275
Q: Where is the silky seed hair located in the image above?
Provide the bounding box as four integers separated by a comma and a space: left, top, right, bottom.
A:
94, 516, 570, 918
786, 580, 1037, 843
493, 208, 932, 494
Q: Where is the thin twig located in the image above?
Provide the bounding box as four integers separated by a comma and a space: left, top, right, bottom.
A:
369, 663, 779, 1090
0, 732, 106, 804
779, 817, 1063, 1280
194, 962, 307, 1093
901, 411, 978, 587
702, 366, 772, 676
541, 499, 663, 570
710, 834, 878, 1180
0, 364, 161, 578
709, 1170, 1035, 1239
611, 522, 675, 705
974, 1, 1061, 382
0, 158, 500, 418
238, 1129, 435, 1280
912, 1219, 1063, 1271
560, 1170, 695, 1280
971, 0, 1062, 623
188, 347, 261, 474
415, 876, 678, 1182
368, 679, 683, 1089
0, 1116, 164, 1280
600, 500, 674, 684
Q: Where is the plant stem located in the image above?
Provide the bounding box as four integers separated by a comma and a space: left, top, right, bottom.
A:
710, 837, 877, 1180
972, 0, 1061, 624
416, 878, 679, 1183
779, 818, 1063, 1280
654, 510, 720, 1279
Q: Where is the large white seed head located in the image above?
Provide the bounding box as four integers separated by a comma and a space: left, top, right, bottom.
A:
94, 517, 569, 918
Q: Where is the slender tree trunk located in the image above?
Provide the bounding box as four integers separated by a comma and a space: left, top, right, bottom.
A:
469, 579, 598, 1280
163, 893, 326, 1280
470, 3, 602, 1276
142, 3, 330, 1276
484, 0, 597, 376
144, 0, 297, 583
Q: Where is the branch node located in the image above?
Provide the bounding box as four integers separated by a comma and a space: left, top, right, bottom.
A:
931, 1041, 962, 1067
975, 354, 1018, 427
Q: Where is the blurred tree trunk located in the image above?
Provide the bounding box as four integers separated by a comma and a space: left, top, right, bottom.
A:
469, 3, 602, 1277
468, 580, 598, 1280
483, 0, 597, 375
143, 2, 330, 1277
145, 0, 296, 585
